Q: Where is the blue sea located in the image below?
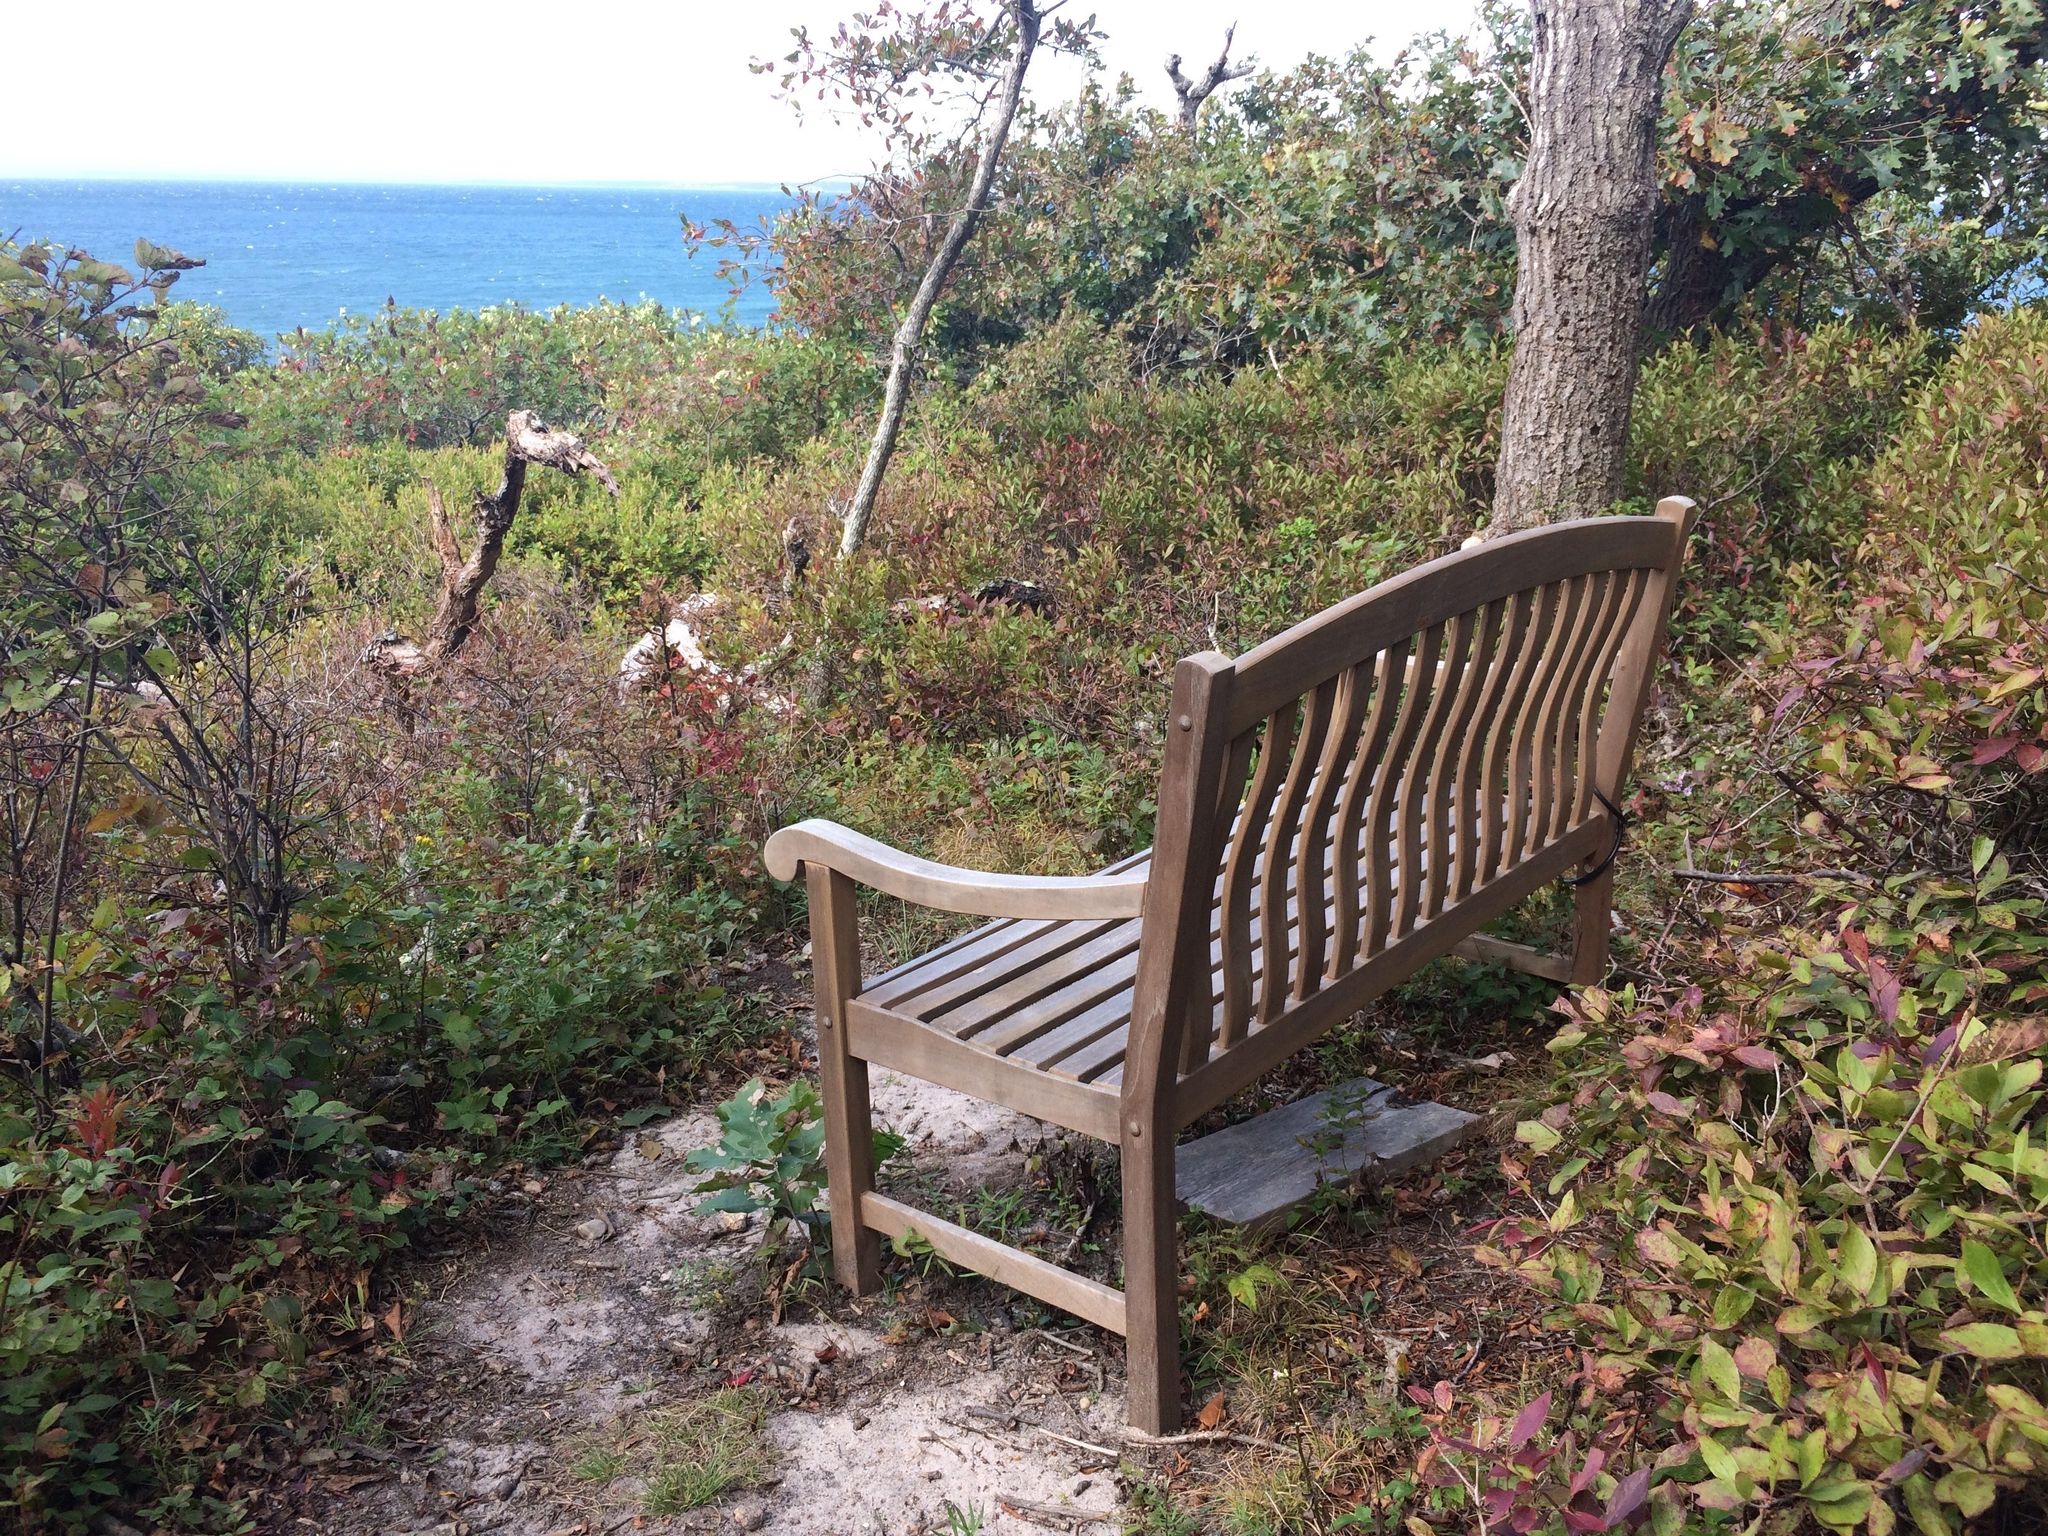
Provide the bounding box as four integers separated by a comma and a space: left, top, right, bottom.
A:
0, 180, 795, 339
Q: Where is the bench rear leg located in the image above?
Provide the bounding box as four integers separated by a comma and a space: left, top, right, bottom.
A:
1121, 1126, 1182, 1434
1568, 863, 1616, 986
808, 866, 882, 1295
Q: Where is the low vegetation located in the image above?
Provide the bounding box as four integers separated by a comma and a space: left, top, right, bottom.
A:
5, 2, 2047, 1529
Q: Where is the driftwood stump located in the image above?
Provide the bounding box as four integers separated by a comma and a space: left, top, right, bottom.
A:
367, 410, 617, 676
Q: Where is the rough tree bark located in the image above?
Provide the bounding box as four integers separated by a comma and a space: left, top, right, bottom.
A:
1491, 0, 1694, 536
1166, 27, 1252, 133
415, 409, 618, 662
836, 0, 1042, 558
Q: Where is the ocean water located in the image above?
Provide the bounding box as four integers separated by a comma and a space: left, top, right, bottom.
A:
0, 180, 794, 338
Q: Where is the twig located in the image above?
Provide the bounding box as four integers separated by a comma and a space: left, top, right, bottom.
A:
1122, 1427, 1294, 1454
997, 1494, 1115, 1529
1023, 1327, 1094, 1358
1032, 1424, 1121, 1460
1666, 866, 1870, 885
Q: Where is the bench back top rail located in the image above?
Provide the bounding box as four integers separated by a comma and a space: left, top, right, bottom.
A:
1122, 501, 1693, 1119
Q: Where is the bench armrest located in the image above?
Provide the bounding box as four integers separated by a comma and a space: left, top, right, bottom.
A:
764, 818, 1148, 920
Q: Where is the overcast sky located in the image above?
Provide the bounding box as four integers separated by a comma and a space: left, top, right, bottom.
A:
6, 0, 1479, 186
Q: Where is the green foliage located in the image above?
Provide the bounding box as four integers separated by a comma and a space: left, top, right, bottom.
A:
1487, 310, 2048, 1535
710, 0, 2047, 377
685, 1077, 902, 1236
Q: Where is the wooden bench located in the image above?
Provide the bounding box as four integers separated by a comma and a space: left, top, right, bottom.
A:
765, 498, 1693, 1432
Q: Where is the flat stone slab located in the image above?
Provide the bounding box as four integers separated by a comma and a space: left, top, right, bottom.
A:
1176, 1077, 1480, 1227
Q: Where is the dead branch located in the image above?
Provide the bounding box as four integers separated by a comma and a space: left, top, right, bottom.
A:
392, 410, 617, 669
1166, 25, 1252, 133
1121, 1426, 1295, 1454
1667, 866, 1871, 885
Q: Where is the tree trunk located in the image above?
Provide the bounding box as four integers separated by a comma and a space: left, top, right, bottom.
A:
416, 410, 617, 662
837, 0, 1041, 558
1491, 0, 1694, 536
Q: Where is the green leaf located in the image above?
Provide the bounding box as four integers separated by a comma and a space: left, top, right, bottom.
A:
1962, 1239, 2022, 1313
1938, 1321, 2023, 1359
1712, 1284, 1758, 1328
1934, 1467, 1997, 1518
1696, 1434, 1741, 1483
1838, 1223, 1878, 1298
1699, 1336, 1742, 1404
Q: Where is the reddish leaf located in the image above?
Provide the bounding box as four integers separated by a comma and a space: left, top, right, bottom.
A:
1971, 736, 2019, 765
1507, 1390, 1552, 1450
1197, 1391, 1227, 1430
1842, 927, 1871, 969
2019, 743, 2046, 773
1570, 1446, 1608, 1496
1867, 957, 1901, 1024
1605, 1466, 1651, 1525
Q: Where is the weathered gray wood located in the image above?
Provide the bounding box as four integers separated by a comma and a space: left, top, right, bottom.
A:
1176, 1078, 1479, 1228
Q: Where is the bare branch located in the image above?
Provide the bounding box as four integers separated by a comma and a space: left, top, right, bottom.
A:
1166, 24, 1253, 133
402, 410, 618, 666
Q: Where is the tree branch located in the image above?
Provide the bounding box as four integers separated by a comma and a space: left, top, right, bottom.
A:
1166, 25, 1252, 133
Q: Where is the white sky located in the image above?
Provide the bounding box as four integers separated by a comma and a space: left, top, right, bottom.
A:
5, 0, 1479, 186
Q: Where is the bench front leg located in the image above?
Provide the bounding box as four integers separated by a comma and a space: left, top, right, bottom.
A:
808, 865, 882, 1295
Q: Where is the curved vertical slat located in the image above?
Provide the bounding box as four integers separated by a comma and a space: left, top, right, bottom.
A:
1329, 641, 1409, 977
1420, 600, 1505, 921
1397, 608, 1476, 936
1183, 730, 1257, 1074
1293, 663, 1373, 1002
1511, 575, 1593, 863
1216, 707, 1296, 1053
1527, 572, 1613, 856
1450, 590, 1531, 903
1363, 622, 1445, 957
1544, 569, 1640, 843
1257, 676, 1339, 1024
1483, 582, 1561, 882
1572, 568, 1652, 823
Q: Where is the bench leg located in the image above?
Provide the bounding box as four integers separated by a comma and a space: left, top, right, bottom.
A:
1121, 1126, 1182, 1434
1568, 863, 1616, 986
809, 866, 882, 1295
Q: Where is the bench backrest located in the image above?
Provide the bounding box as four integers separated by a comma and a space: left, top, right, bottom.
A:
1122, 500, 1692, 1122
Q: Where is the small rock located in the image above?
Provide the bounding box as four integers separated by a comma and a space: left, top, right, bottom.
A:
730, 1501, 769, 1531
521, 1179, 543, 1195
851, 1414, 870, 1431
490, 1474, 519, 1500
923, 1470, 942, 1482
1074, 1478, 1093, 1496
575, 1214, 615, 1243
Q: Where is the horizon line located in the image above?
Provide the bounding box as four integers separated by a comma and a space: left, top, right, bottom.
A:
1, 173, 844, 194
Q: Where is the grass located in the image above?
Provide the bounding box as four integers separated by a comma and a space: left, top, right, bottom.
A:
642, 1388, 776, 1515
570, 1444, 628, 1485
